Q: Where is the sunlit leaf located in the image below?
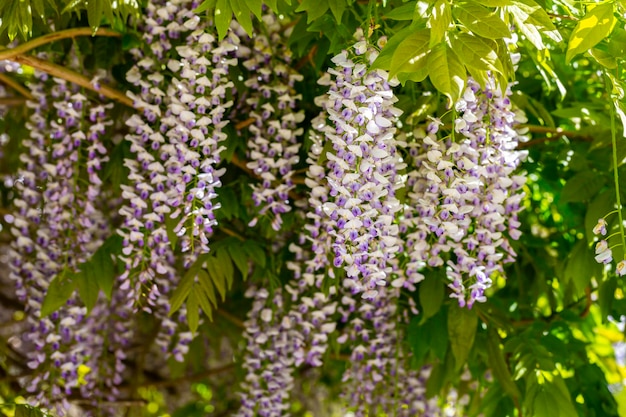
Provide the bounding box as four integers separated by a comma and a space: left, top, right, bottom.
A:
566, 2, 615, 64
389, 28, 430, 79
427, 41, 466, 103
453, 0, 510, 39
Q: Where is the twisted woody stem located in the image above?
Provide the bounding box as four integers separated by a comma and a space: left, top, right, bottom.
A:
0, 27, 132, 107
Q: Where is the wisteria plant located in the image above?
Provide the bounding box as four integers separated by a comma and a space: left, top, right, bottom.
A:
1, 0, 626, 416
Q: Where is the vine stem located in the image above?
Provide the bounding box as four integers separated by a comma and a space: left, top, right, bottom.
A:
0, 27, 134, 108
0, 73, 33, 99
11, 54, 134, 108
608, 78, 626, 258
0, 28, 122, 61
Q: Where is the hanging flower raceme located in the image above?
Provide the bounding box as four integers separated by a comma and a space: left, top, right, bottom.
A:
339, 285, 442, 416
6, 62, 125, 413
237, 13, 304, 231
120, 0, 239, 357
309, 36, 404, 300
236, 286, 302, 417
403, 77, 528, 308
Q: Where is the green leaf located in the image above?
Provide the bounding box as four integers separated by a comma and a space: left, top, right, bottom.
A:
228, 241, 249, 280
245, 0, 262, 19
372, 24, 425, 70
243, 240, 266, 268
87, 0, 105, 31
599, 276, 617, 320
383, 3, 416, 20
169, 267, 196, 316
194, 0, 217, 14
41, 270, 77, 317
206, 256, 227, 301
560, 170, 604, 203
193, 281, 215, 320
477, 0, 511, 5
486, 329, 521, 399
196, 269, 218, 308
75, 270, 98, 312
566, 2, 616, 64
419, 275, 444, 321
429, 0, 451, 47
453, 0, 510, 39
295, 0, 330, 23
215, 0, 233, 40
427, 42, 466, 103
15, 405, 44, 417
231, 0, 253, 36
450, 32, 503, 75
328, 0, 346, 24
447, 304, 477, 370
215, 248, 234, 290
508, 0, 562, 49
187, 289, 200, 333
91, 234, 122, 299
563, 240, 602, 295
389, 29, 430, 80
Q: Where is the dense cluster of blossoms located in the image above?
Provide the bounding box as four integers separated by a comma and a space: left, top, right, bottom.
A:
340, 285, 442, 416
237, 13, 304, 231
120, 0, 239, 355
6, 62, 133, 413
402, 78, 528, 308
308, 35, 405, 299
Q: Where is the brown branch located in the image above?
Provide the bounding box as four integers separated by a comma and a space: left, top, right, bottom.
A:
230, 154, 255, 177
295, 43, 318, 71
0, 28, 122, 62
0, 73, 33, 100
221, 227, 245, 241
235, 117, 255, 130
216, 308, 245, 329
0, 97, 27, 106
137, 363, 235, 388
11, 54, 134, 108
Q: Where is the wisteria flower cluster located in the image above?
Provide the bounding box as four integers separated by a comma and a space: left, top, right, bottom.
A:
308, 35, 404, 299
237, 35, 453, 416
237, 12, 304, 231
120, 0, 240, 355
6, 63, 134, 413
402, 77, 528, 308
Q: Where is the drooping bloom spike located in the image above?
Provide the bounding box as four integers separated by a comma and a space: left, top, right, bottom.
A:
120, 0, 239, 357
309, 35, 404, 299
403, 77, 528, 308
238, 13, 304, 231
6, 64, 125, 414
339, 285, 442, 416
236, 287, 301, 417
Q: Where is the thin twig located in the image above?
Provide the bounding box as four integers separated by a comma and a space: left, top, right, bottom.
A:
235, 117, 255, 130
221, 227, 245, 241
137, 363, 235, 388
216, 308, 245, 329
0, 28, 122, 62
0, 97, 27, 106
0, 73, 33, 100
11, 54, 134, 108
